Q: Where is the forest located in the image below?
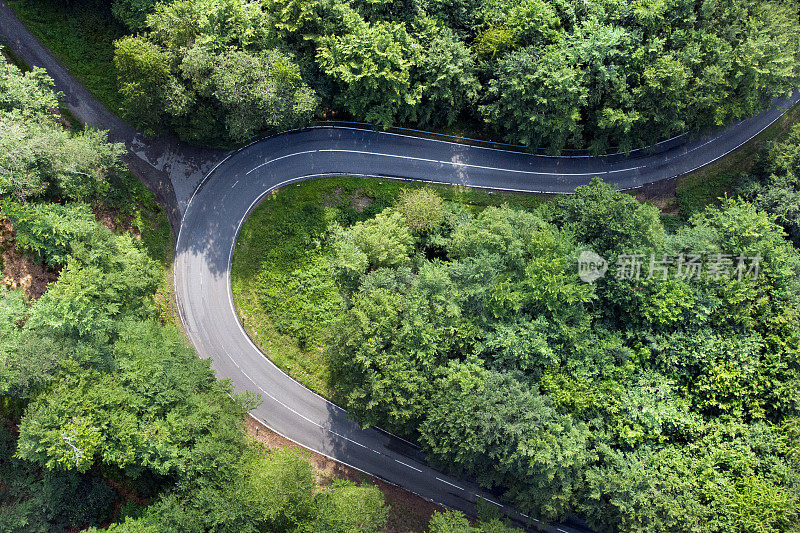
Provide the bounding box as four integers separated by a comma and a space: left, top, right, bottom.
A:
234, 174, 800, 531
2, 54, 465, 533
107, 0, 800, 151
3, 0, 800, 530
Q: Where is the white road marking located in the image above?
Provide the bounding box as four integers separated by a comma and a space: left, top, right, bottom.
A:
231, 180, 239, 188
242, 147, 646, 179
329, 429, 367, 448
316, 148, 644, 175
436, 477, 464, 491
175, 99, 800, 531
481, 497, 504, 508
395, 459, 422, 472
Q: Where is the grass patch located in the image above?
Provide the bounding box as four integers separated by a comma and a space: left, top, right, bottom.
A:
7, 0, 126, 114
675, 101, 800, 219
231, 176, 548, 397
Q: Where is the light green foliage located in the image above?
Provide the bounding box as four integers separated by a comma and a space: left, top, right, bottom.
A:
333, 209, 415, 275
258, 253, 342, 348
0, 61, 124, 201
0, 111, 124, 201
427, 509, 523, 532
428, 510, 477, 533
0, 57, 58, 115
208, 48, 318, 139
27, 230, 161, 339
14, 321, 240, 474
395, 187, 445, 233
312, 480, 389, 533
239, 447, 316, 529
1, 201, 98, 267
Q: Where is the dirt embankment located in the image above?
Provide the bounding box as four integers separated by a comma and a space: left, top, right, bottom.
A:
0, 217, 58, 299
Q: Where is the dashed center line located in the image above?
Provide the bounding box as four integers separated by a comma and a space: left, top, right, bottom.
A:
395, 459, 422, 472
435, 477, 464, 491
482, 497, 504, 508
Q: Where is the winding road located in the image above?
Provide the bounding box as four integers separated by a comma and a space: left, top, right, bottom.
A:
2, 3, 799, 530
172, 109, 798, 532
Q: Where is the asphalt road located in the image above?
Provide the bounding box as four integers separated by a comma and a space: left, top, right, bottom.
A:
3, 3, 799, 529
173, 101, 798, 532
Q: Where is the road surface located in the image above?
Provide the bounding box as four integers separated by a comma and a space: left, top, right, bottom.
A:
2, 3, 799, 529
172, 111, 797, 531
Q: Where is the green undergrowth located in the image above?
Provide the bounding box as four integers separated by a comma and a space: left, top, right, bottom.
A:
105, 172, 175, 325
7, 0, 125, 114
231, 176, 548, 396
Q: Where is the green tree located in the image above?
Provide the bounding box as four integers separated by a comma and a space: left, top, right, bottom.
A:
1, 201, 97, 267
480, 45, 587, 151
394, 187, 445, 233
421, 365, 593, 520
316, 10, 423, 126
114, 36, 170, 134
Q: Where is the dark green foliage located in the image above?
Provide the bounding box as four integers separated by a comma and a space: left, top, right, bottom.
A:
105, 0, 800, 150
317, 181, 800, 530
7, 0, 126, 113
1, 423, 117, 532
111, 0, 158, 31
113, 0, 318, 144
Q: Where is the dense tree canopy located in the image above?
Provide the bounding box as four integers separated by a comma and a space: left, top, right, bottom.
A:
0, 57, 391, 533
311, 184, 800, 530
111, 0, 800, 150
113, 0, 318, 143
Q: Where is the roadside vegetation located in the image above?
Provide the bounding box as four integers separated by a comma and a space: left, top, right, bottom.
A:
231, 177, 549, 395
5, 0, 800, 529
0, 55, 395, 532
7, 0, 125, 114
234, 179, 800, 531
11, 0, 800, 151
0, 52, 522, 533
674, 102, 800, 220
